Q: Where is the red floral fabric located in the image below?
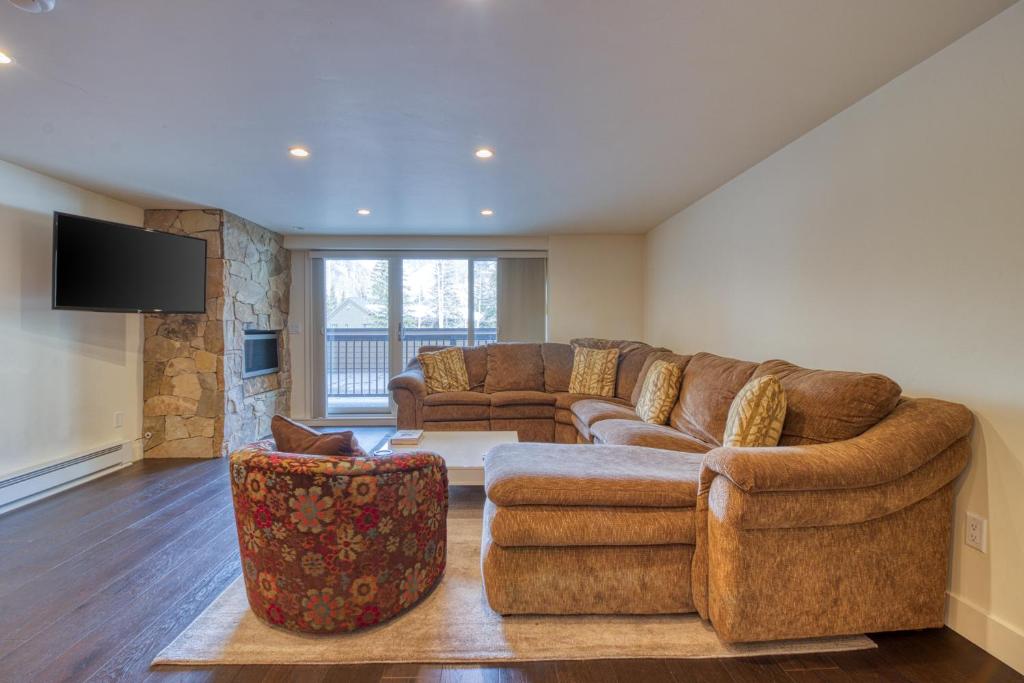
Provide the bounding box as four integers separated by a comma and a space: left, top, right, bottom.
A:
229, 440, 448, 633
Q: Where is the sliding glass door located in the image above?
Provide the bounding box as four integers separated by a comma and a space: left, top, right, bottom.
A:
400, 259, 497, 365
318, 255, 502, 416
324, 258, 392, 414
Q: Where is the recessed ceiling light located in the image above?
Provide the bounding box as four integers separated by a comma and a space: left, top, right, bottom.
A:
289, 146, 310, 158
357, 208, 371, 216
474, 148, 494, 159
0, 52, 12, 65
480, 209, 494, 216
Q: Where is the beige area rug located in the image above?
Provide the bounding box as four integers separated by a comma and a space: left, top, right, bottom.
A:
154, 518, 874, 665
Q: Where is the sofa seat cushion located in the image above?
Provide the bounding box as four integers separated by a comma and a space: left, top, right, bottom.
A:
423, 391, 490, 406
485, 499, 696, 547
422, 390, 491, 422
489, 390, 557, 407
491, 404, 556, 420
571, 398, 639, 425
484, 443, 702, 508
590, 419, 712, 454
552, 392, 630, 410
554, 392, 630, 427
423, 403, 490, 422
753, 359, 902, 445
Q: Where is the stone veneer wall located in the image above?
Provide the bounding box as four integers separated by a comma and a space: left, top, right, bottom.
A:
142, 209, 290, 458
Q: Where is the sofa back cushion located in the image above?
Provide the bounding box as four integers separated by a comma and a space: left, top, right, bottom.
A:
541, 343, 575, 392
669, 352, 759, 448
484, 343, 545, 393
417, 345, 488, 391
571, 338, 665, 402
752, 359, 902, 445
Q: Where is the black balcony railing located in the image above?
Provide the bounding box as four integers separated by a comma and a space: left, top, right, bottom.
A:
326, 327, 497, 397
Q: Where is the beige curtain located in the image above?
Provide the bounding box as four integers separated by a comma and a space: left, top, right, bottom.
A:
309, 257, 327, 418
496, 257, 547, 342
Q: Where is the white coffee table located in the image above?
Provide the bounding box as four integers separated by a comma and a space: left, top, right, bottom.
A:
388, 431, 519, 486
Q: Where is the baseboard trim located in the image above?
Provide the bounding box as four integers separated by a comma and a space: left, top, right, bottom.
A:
946, 592, 1024, 674
306, 416, 397, 427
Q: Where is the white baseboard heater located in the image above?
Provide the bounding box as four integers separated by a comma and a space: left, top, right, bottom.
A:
0, 442, 131, 515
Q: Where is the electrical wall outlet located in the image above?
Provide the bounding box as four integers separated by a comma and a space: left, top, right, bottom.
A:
965, 512, 988, 553
113, 411, 125, 429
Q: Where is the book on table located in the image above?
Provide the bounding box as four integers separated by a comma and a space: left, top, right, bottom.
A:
390, 429, 424, 445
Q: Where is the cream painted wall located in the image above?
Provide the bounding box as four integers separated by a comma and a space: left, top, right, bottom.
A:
547, 234, 645, 343
286, 233, 645, 418
645, 4, 1024, 671
0, 160, 146, 477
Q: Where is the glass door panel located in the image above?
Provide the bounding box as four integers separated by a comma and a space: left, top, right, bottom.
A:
472, 259, 498, 345
401, 259, 469, 366
324, 258, 391, 414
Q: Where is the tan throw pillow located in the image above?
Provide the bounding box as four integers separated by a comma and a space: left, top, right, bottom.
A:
568, 346, 620, 397
270, 415, 365, 456
723, 375, 787, 448
635, 360, 684, 424
418, 347, 470, 394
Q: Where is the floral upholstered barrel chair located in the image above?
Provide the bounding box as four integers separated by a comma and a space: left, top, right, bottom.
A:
229, 440, 448, 633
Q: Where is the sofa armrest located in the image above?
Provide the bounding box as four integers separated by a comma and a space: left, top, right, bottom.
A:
702, 397, 972, 494
388, 368, 428, 399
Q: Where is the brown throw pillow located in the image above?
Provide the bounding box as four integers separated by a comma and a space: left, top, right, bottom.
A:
270, 415, 364, 456
568, 346, 619, 397
418, 347, 471, 394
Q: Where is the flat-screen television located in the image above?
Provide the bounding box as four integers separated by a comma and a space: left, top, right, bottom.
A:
52, 212, 207, 313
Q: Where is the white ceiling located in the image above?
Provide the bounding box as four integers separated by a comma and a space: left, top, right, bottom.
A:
0, 0, 1014, 235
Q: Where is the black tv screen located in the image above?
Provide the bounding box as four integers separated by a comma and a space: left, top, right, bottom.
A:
52, 212, 207, 313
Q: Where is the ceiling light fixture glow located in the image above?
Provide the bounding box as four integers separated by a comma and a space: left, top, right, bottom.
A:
474, 148, 494, 159
357, 208, 371, 216
480, 209, 494, 216
0, 52, 12, 65
288, 146, 310, 158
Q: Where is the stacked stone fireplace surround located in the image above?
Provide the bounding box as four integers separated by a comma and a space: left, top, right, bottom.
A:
142, 209, 291, 458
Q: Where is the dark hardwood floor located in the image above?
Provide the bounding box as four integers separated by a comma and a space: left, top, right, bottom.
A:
0, 429, 1019, 683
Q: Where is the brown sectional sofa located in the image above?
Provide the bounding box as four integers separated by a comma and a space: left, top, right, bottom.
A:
387, 340, 973, 642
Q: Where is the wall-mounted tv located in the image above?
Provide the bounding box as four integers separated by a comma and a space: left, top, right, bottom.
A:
52, 212, 207, 313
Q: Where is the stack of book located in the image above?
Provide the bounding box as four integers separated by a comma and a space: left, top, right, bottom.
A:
390, 429, 424, 446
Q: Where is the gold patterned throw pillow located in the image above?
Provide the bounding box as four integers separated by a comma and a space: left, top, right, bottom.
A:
418, 347, 470, 394
723, 375, 787, 447
568, 346, 620, 397
635, 360, 684, 424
